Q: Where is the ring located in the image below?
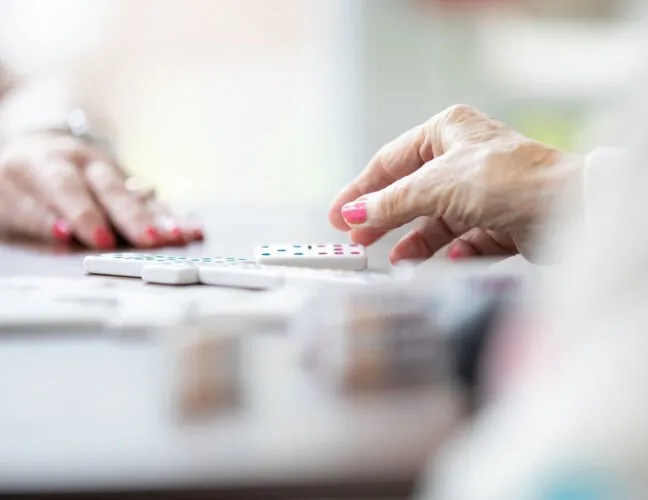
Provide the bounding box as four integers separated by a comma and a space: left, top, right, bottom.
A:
125, 176, 156, 201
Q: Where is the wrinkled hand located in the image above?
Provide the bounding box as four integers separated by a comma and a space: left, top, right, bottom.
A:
329, 105, 584, 262
0, 132, 203, 248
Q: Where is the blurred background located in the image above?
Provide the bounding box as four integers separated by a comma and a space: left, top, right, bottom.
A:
0, 0, 642, 208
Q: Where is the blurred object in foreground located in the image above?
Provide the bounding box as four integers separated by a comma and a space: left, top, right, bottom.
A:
170, 307, 244, 422
293, 260, 529, 397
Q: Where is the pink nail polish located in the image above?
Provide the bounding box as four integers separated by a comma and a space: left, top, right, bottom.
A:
93, 227, 115, 249
52, 219, 71, 243
341, 200, 367, 224
449, 245, 464, 261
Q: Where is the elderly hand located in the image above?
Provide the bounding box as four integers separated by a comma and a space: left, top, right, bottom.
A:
0, 132, 202, 249
329, 105, 584, 262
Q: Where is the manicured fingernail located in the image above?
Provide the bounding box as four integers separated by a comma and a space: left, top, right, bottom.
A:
449, 245, 464, 261
170, 227, 184, 243
146, 226, 161, 239
193, 228, 204, 240
341, 200, 367, 224
52, 219, 71, 243
144, 226, 164, 246
93, 227, 115, 249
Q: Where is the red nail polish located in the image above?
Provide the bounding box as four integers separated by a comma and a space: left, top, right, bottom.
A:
341, 200, 367, 224
145, 226, 162, 240
449, 245, 464, 261
171, 227, 184, 243
52, 219, 71, 243
143, 226, 164, 247
93, 227, 115, 249
193, 228, 204, 240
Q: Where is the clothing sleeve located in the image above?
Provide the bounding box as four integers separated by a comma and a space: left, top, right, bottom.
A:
582, 148, 636, 230
0, 62, 14, 102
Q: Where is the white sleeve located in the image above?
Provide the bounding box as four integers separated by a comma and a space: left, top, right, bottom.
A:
582, 147, 636, 229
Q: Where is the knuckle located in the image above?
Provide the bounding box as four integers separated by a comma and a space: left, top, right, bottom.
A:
443, 104, 476, 125
0, 160, 20, 181
86, 161, 121, 188
70, 205, 100, 227
49, 174, 79, 197
378, 183, 410, 224
46, 140, 87, 165
111, 200, 150, 226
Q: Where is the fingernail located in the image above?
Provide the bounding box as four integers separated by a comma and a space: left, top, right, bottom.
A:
52, 219, 71, 243
170, 227, 184, 243
93, 227, 115, 249
449, 245, 464, 261
341, 200, 367, 224
193, 228, 204, 240
144, 226, 163, 246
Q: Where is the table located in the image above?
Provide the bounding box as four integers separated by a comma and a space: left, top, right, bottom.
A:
0, 204, 467, 499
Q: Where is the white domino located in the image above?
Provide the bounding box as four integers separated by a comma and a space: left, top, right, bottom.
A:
83, 254, 251, 278
83, 253, 151, 277
254, 244, 367, 270
141, 262, 200, 285
199, 262, 387, 290
198, 262, 284, 290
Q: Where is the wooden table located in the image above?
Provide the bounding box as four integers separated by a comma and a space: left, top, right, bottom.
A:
0, 204, 466, 499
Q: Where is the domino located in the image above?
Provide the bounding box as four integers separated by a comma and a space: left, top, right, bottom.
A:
198, 262, 388, 290
254, 243, 367, 270
198, 262, 284, 290
83, 253, 153, 277
141, 261, 200, 285
83, 254, 251, 278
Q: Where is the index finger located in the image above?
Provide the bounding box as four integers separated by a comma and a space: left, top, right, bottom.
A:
84, 161, 161, 248
328, 124, 432, 232
34, 158, 115, 249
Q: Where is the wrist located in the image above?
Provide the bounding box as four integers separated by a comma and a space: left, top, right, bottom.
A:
0, 74, 114, 155
0, 107, 114, 156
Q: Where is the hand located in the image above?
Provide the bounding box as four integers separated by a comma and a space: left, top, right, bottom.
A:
329, 105, 584, 262
0, 132, 203, 249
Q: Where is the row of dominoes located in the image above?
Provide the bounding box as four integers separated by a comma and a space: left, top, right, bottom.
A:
83, 252, 386, 290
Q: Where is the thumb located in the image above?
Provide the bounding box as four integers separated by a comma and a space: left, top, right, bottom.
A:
340, 158, 448, 231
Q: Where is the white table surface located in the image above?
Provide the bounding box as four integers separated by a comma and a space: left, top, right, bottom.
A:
0, 203, 467, 499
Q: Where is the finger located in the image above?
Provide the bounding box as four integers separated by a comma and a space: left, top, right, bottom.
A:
445, 228, 517, 260
329, 124, 433, 231
34, 158, 115, 249
84, 161, 165, 248
329, 104, 489, 232
149, 199, 204, 243
389, 216, 466, 263
0, 181, 71, 243
348, 229, 386, 247
340, 155, 459, 232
